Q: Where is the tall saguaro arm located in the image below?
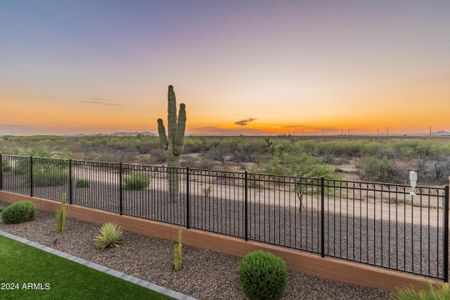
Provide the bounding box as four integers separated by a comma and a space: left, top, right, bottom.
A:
157, 119, 169, 150
174, 103, 186, 156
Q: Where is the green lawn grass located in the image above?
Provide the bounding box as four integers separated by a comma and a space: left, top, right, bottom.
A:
0, 235, 173, 300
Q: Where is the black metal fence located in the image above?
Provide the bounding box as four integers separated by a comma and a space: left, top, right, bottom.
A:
0, 154, 448, 281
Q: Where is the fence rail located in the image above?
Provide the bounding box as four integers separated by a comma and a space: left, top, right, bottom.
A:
0, 153, 448, 281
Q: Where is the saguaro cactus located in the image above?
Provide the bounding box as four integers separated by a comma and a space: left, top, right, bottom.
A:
157, 85, 186, 197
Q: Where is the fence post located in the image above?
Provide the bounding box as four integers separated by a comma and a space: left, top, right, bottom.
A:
119, 162, 123, 215
444, 184, 449, 282
30, 156, 34, 197
320, 177, 325, 257
245, 171, 248, 241
68, 159, 73, 204
0, 154, 3, 190
186, 167, 190, 229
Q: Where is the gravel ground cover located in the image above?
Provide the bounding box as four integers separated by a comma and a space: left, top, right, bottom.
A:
0, 202, 389, 300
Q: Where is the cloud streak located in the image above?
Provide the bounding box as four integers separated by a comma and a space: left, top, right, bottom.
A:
80, 98, 130, 107
234, 117, 257, 126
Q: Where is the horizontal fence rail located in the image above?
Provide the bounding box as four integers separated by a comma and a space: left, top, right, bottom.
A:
0, 153, 448, 281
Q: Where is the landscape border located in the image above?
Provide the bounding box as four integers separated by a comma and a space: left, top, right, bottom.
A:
0, 230, 197, 300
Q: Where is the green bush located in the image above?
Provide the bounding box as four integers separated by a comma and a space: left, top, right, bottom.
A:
1, 201, 35, 224
94, 223, 123, 250
76, 179, 91, 188
2, 160, 12, 172
238, 250, 288, 300
33, 165, 69, 187
359, 156, 398, 182
123, 172, 150, 190
13, 159, 30, 175
393, 283, 450, 300
258, 146, 339, 179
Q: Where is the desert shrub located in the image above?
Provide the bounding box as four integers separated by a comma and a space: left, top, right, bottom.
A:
2, 160, 12, 172
202, 187, 212, 197
123, 172, 150, 190
148, 148, 167, 164
94, 223, 123, 250
1, 201, 35, 224
206, 146, 227, 162
259, 148, 338, 179
359, 156, 398, 182
393, 283, 450, 300
232, 149, 254, 163
13, 158, 30, 175
238, 250, 288, 300
76, 179, 91, 188
55, 194, 67, 234
173, 228, 183, 271
33, 165, 69, 186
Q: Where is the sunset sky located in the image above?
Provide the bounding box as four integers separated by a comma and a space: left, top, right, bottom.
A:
1, 0, 449, 135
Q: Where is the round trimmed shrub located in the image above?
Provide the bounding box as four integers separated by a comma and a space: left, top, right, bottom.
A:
1, 201, 36, 224
238, 250, 288, 300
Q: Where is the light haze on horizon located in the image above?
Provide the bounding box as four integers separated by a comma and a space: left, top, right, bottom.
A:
1, 0, 450, 135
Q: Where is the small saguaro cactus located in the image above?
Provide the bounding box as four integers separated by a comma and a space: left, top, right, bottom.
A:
157, 85, 187, 198
173, 227, 183, 271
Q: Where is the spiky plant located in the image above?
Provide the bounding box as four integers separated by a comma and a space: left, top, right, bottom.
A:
173, 227, 183, 271
157, 85, 186, 198
55, 193, 67, 234
393, 284, 450, 300
94, 223, 123, 250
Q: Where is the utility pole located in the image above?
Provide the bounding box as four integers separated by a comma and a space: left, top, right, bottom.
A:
429, 125, 432, 136
386, 127, 390, 136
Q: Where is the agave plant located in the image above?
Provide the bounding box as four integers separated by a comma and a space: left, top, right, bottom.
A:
94, 223, 123, 250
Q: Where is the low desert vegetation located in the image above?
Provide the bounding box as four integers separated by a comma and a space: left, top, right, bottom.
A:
94, 222, 124, 250
123, 172, 150, 190
1, 159, 12, 172
76, 178, 91, 188
238, 250, 288, 300
359, 156, 398, 182
202, 186, 212, 197
33, 165, 69, 187
1, 201, 35, 224
2, 136, 450, 184
392, 283, 450, 300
